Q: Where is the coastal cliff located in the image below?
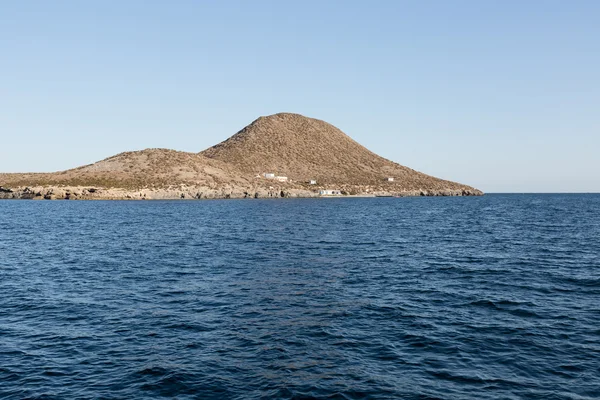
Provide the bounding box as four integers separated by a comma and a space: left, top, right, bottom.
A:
0, 113, 482, 200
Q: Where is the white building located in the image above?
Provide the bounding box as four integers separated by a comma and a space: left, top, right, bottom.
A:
319, 190, 342, 196
386, 177, 394, 182
263, 173, 275, 179
309, 180, 317, 185
275, 176, 288, 182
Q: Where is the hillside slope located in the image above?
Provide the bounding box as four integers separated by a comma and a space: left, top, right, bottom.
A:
202, 113, 478, 192
0, 149, 249, 189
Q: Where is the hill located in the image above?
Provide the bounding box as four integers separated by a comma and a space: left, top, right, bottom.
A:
0, 149, 249, 189
202, 113, 477, 192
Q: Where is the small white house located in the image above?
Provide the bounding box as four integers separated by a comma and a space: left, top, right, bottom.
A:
263, 173, 275, 179
309, 180, 317, 185
386, 177, 394, 182
275, 176, 288, 182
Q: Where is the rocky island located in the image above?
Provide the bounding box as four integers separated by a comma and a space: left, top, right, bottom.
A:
0, 113, 482, 200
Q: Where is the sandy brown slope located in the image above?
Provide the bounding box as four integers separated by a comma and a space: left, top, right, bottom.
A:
201, 113, 479, 192
0, 149, 250, 189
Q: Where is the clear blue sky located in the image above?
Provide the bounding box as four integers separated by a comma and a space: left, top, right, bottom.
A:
1, 1, 598, 192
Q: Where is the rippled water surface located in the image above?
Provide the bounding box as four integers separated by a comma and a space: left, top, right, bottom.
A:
1, 194, 599, 399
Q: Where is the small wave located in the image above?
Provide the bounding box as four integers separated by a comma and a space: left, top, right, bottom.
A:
557, 275, 600, 287
135, 366, 170, 377
427, 369, 534, 388
468, 299, 541, 318
164, 322, 214, 332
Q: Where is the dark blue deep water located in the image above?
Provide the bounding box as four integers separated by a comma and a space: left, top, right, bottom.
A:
1, 194, 599, 399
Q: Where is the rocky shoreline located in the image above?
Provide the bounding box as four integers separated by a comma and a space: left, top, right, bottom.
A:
0, 185, 482, 200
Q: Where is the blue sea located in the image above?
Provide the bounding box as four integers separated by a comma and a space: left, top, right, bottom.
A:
1, 194, 599, 399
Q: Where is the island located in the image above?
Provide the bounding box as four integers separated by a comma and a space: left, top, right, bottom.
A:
0, 113, 483, 200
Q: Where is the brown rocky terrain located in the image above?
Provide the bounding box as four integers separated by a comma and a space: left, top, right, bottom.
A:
0, 113, 482, 200
1, 149, 246, 189
203, 113, 478, 191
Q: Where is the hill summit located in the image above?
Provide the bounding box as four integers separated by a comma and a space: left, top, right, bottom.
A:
0, 113, 482, 200
202, 113, 473, 191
